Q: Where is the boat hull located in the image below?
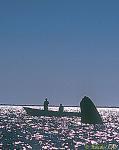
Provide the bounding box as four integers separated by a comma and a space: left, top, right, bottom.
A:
23, 107, 81, 117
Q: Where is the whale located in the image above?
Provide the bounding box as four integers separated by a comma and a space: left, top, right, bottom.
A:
80, 96, 103, 124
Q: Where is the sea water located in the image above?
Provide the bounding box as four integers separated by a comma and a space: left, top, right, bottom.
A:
0, 106, 119, 149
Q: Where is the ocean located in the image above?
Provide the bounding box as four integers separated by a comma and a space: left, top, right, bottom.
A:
0, 106, 119, 149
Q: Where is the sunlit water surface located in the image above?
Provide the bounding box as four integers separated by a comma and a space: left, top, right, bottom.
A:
0, 106, 119, 149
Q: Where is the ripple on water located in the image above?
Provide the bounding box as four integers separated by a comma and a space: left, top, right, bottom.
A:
0, 106, 119, 149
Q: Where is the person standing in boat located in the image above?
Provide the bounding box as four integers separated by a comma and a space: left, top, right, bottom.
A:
59, 104, 64, 113
44, 98, 49, 111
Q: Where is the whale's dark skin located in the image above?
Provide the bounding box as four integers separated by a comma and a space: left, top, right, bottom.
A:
80, 96, 103, 124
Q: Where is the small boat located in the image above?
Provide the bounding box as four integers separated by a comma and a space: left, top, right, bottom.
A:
23, 107, 81, 117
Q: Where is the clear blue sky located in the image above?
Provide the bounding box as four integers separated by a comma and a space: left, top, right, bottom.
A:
0, 1, 119, 106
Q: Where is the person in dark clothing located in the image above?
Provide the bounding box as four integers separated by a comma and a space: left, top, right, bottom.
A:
44, 98, 49, 111
59, 104, 64, 113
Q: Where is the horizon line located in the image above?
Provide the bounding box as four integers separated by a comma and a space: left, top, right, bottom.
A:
0, 103, 119, 108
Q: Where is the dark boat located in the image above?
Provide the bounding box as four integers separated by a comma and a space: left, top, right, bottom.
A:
23, 107, 81, 117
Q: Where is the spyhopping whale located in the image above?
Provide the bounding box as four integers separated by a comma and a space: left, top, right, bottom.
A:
80, 96, 103, 124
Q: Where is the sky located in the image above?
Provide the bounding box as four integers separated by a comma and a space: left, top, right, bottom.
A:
0, 1, 119, 106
